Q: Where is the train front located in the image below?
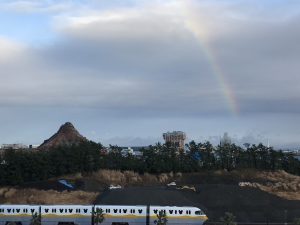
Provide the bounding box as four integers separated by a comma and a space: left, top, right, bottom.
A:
149, 206, 208, 225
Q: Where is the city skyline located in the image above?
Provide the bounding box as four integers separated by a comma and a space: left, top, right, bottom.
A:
0, 0, 300, 148
0, 122, 293, 150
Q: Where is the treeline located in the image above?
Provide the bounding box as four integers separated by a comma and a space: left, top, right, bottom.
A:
0, 142, 101, 185
0, 141, 299, 185
104, 142, 300, 175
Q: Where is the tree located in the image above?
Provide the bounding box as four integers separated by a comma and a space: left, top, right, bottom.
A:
30, 212, 41, 225
243, 143, 250, 149
293, 218, 300, 225
248, 144, 258, 169
94, 208, 105, 225
156, 210, 168, 225
220, 212, 236, 225
201, 141, 216, 169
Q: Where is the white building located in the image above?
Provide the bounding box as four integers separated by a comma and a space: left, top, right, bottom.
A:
1, 143, 28, 150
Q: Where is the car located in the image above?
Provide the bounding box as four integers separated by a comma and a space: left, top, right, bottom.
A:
177, 185, 196, 192
167, 181, 176, 187
108, 184, 122, 190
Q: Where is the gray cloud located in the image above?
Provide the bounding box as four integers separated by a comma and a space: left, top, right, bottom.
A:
0, 1, 300, 146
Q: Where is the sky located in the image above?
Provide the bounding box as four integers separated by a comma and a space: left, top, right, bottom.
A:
0, 0, 300, 148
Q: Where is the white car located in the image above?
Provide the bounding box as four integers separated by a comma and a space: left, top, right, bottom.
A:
109, 184, 122, 190
167, 181, 176, 187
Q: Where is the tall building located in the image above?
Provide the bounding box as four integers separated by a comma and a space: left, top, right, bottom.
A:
163, 131, 186, 150
220, 132, 231, 146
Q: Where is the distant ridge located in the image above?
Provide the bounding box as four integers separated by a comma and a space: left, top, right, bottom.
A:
39, 122, 88, 150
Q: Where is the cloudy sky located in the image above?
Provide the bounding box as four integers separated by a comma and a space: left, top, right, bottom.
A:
0, 0, 300, 148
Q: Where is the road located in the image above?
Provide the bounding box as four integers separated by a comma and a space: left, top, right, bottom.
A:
95, 186, 198, 206
94, 185, 300, 223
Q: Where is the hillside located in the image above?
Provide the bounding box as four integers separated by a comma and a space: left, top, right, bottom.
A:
38, 122, 88, 150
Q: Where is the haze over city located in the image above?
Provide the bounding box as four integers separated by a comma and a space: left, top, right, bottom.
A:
0, 0, 300, 148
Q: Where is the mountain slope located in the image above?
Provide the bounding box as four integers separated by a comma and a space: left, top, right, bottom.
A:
39, 122, 88, 150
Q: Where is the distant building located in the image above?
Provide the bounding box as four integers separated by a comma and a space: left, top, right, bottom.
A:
121, 147, 134, 156
29, 144, 39, 149
1, 143, 28, 150
220, 132, 231, 146
163, 131, 186, 150
121, 147, 143, 157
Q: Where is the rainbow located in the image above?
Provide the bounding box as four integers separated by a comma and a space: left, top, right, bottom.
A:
201, 43, 239, 115
182, 2, 239, 115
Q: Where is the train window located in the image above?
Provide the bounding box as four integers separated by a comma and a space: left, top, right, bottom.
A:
195, 211, 203, 215
16, 209, 20, 213
0, 209, 4, 213
52, 209, 57, 213
105, 209, 111, 213
153, 209, 158, 214
113, 209, 118, 213
68, 209, 73, 213
45, 209, 49, 213
30, 209, 35, 213
7, 209, 11, 213
76, 209, 80, 213
119, 209, 121, 213
175, 210, 177, 214
123, 209, 127, 213
83, 209, 88, 213
179, 210, 183, 214
12, 209, 15, 213
132, 209, 135, 213
138, 209, 143, 214
169, 210, 173, 214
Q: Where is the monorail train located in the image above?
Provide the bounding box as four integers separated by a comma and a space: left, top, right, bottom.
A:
0, 205, 208, 225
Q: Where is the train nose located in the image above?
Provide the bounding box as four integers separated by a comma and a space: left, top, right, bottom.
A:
202, 215, 208, 221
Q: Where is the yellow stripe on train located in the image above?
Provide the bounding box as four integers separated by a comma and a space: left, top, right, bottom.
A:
103, 214, 145, 219
42, 214, 90, 219
150, 215, 208, 220
41, 214, 207, 220
0, 214, 31, 218
0, 213, 208, 221
96, 214, 207, 220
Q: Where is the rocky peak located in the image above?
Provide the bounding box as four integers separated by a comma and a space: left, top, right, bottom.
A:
57, 122, 78, 134
39, 122, 88, 150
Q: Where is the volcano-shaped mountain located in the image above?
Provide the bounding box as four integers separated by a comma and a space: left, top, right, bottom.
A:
39, 122, 88, 150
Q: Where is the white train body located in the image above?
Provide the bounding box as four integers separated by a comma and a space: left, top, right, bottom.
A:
41, 205, 93, 225
94, 205, 147, 225
149, 206, 207, 225
0, 205, 208, 225
0, 205, 39, 225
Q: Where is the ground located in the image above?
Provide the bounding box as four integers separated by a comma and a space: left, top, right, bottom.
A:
0, 170, 299, 223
